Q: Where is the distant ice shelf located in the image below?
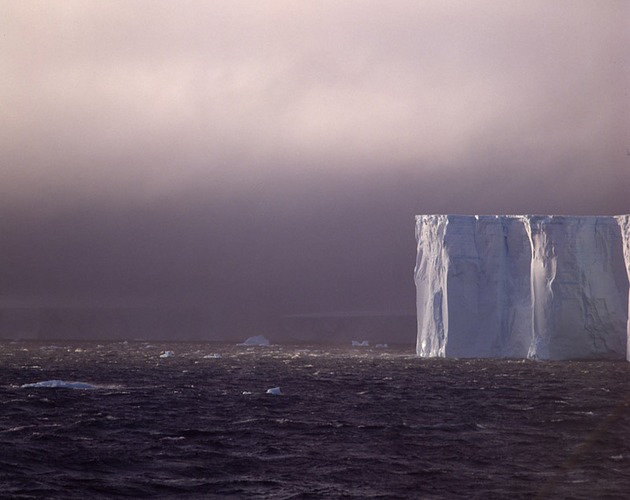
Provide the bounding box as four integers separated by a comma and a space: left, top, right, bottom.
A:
415, 215, 630, 360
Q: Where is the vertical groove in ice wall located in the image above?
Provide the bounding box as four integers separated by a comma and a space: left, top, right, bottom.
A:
523, 216, 556, 359
415, 215, 630, 360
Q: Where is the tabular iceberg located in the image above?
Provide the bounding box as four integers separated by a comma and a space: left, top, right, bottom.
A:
415, 215, 630, 360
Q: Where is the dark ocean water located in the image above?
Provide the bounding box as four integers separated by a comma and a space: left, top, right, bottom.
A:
1, 341, 629, 499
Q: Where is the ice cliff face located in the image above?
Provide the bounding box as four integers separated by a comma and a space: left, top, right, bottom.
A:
617, 215, 630, 359
415, 215, 630, 360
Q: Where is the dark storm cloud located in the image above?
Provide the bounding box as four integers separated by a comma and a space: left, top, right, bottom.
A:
1, 1, 629, 337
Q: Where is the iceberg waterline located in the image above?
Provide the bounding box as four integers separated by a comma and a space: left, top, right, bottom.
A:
415, 215, 630, 360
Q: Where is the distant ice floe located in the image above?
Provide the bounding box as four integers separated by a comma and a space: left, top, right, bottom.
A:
203, 353, 222, 359
375, 343, 389, 348
21, 380, 97, 389
159, 350, 175, 358
239, 335, 270, 346
351, 340, 369, 347
266, 387, 282, 395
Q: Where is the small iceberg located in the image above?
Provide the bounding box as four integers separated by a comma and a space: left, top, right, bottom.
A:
351, 340, 369, 347
21, 380, 97, 390
266, 387, 282, 396
159, 350, 175, 358
375, 343, 389, 348
239, 335, 270, 346
203, 353, 222, 359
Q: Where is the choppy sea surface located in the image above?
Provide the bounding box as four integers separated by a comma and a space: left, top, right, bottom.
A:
1, 341, 629, 499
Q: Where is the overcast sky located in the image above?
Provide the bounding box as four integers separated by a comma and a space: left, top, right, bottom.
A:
1, 1, 629, 337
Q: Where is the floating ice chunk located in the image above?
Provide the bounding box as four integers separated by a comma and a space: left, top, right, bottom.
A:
239, 335, 270, 346
203, 353, 222, 359
351, 340, 369, 347
159, 350, 175, 358
375, 343, 389, 348
266, 387, 282, 395
21, 380, 97, 389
